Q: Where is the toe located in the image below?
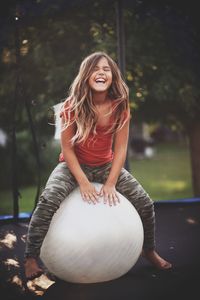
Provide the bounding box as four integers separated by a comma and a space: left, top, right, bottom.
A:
27, 270, 43, 280
160, 261, 172, 270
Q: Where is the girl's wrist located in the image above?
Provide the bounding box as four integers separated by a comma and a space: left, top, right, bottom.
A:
77, 176, 90, 186
105, 178, 117, 186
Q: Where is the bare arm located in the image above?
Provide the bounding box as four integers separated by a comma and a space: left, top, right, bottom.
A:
60, 119, 99, 203
106, 120, 130, 185
100, 111, 130, 205
60, 120, 87, 184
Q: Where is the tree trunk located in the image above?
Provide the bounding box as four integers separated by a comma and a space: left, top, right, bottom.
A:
188, 121, 200, 197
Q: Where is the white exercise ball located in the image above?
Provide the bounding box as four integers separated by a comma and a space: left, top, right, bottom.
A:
40, 182, 144, 283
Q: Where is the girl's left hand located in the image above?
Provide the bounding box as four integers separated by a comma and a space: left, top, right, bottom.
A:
99, 184, 120, 206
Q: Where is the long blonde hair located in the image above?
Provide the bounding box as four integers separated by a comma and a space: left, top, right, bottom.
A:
61, 51, 129, 144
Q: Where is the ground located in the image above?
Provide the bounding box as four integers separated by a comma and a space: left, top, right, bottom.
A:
0, 201, 200, 300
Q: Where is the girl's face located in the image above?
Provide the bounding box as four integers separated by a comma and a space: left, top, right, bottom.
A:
88, 57, 112, 93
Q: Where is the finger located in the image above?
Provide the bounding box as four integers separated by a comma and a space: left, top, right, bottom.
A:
84, 193, 92, 204
89, 193, 97, 205
92, 191, 100, 202
91, 186, 99, 197
108, 194, 113, 207
111, 197, 115, 206
104, 193, 108, 204
112, 194, 117, 206
99, 188, 103, 197
114, 192, 120, 203
113, 193, 119, 205
81, 193, 87, 201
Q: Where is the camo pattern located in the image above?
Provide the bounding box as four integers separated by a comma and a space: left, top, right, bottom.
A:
24, 161, 155, 258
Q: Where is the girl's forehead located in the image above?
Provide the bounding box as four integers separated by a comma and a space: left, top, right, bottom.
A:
95, 57, 109, 66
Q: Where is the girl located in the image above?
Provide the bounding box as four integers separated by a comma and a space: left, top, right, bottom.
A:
24, 52, 171, 280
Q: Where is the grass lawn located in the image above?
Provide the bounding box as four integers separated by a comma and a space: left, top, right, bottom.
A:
0, 141, 193, 216
0, 186, 38, 216
130, 141, 193, 201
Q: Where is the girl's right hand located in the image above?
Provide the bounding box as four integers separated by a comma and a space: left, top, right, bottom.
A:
79, 181, 100, 205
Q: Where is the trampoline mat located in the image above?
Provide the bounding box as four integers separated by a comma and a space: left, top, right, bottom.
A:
0, 202, 200, 300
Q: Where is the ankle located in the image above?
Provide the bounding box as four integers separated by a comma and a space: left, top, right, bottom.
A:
24, 257, 37, 264
142, 249, 155, 255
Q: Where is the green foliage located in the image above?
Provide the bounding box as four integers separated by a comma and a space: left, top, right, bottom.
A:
0, 0, 117, 189
125, 4, 200, 126
0, 0, 199, 194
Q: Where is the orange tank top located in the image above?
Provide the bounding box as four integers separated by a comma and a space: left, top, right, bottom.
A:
59, 101, 129, 166
59, 124, 113, 166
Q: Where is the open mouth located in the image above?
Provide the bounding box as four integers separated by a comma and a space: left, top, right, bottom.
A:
95, 78, 106, 84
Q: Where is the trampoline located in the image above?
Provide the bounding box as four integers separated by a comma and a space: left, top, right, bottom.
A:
0, 200, 200, 300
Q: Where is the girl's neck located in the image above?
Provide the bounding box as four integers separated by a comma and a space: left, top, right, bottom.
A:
92, 91, 109, 106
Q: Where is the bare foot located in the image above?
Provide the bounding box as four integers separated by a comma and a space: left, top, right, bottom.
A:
24, 257, 43, 280
142, 250, 172, 270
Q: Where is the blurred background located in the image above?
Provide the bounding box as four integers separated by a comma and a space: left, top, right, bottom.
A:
0, 0, 199, 217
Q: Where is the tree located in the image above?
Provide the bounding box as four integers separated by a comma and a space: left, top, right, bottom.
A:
1, 0, 199, 198
0, 0, 117, 189
124, 0, 200, 196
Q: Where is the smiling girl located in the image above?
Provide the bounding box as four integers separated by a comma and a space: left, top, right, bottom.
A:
24, 52, 171, 280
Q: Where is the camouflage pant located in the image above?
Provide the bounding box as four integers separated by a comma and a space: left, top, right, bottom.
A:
25, 161, 155, 258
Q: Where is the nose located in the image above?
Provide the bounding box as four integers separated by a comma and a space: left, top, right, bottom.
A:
97, 70, 105, 76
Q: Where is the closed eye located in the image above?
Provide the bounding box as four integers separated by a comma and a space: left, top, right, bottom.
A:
104, 67, 111, 71
93, 66, 111, 71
